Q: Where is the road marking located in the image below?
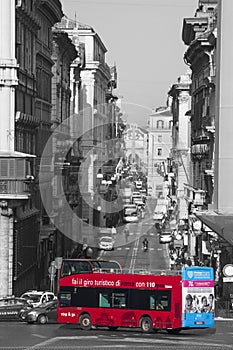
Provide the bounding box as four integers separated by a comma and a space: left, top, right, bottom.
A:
28, 335, 233, 349
32, 334, 48, 339
129, 238, 140, 273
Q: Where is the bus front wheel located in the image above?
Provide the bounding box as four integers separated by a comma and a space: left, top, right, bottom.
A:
79, 314, 92, 330
140, 316, 153, 333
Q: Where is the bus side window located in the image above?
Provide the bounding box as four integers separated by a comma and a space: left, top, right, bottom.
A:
112, 292, 126, 308
59, 293, 71, 307
150, 296, 155, 310
99, 293, 111, 308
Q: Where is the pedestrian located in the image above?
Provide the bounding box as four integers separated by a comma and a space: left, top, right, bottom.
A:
124, 225, 129, 242
111, 226, 117, 236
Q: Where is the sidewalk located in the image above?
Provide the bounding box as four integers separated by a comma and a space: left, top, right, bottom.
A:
215, 317, 233, 321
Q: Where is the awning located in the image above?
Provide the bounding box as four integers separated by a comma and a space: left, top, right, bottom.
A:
195, 210, 233, 246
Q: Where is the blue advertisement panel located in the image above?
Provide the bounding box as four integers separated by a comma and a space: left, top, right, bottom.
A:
182, 267, 215, 328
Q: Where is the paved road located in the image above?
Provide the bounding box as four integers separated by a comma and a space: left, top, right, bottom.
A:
0, 320, 232, 349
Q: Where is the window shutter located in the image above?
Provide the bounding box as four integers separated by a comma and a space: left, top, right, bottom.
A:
15, 159, 25, 178
9, 159, 15, 178
0, 159, 8, 177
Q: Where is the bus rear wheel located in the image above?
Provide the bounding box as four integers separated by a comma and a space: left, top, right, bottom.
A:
140, 316, 153, 333
79, 314, 92, 330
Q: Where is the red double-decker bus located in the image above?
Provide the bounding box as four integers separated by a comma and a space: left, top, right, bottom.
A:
57, 261, 214, 334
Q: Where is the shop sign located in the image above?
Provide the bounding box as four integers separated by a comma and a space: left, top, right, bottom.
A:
223, 276, 233, 283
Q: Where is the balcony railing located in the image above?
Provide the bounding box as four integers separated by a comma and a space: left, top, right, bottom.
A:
0, 179, 31, 199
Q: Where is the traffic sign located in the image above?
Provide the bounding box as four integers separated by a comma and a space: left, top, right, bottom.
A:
223, 276, 233, 283
223, 264, 233, 277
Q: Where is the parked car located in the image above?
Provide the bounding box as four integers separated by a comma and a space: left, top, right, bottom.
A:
98, 236, 114, 250
20, 291, 56, 308
0, 296, 32, 321
19, 300, 58, 324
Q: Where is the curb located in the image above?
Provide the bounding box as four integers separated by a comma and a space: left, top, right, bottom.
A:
215, 317, 233, 321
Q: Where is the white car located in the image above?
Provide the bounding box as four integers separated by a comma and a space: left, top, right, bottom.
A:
159, 232, 173, 244
123, 204, 139, 223
20, 291, 56, 308
98, 236, 114, 251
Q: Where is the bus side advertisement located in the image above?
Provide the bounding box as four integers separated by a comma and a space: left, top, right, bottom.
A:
182, 266, 215, 328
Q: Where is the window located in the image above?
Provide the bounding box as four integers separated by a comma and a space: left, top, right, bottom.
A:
59, 293, 71, 307
157, 120, 164, 129
99, 292, 111, 308
154, 291, 171, 311
157, 148, 162, 156
99, 291, 127, 309
158, 135, 162, 142
61, 261, 92, 277
169, 120, 173, 129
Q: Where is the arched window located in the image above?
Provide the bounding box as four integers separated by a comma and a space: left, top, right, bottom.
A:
157, 120, 164, 129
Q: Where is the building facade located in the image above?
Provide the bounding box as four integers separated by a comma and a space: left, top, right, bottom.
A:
0, 0, 64, 297
147, 107, 173, 198
181, 1, 233, 302
123, 123, 148, 172
168, 73, 192, 221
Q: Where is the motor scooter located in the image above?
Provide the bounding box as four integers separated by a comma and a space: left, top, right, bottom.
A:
142, 240, 148, 251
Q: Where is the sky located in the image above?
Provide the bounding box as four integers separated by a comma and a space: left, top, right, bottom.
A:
61, 0, 198, 127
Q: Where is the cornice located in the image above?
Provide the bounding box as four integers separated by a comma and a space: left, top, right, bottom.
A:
36, 0, 63, 26
182, 17, 209, 46
184, 35, 213, 66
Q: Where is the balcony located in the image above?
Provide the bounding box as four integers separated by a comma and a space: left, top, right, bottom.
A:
0, 179, 31, 199
183, 183, 206, 206
0, 153, 35, 200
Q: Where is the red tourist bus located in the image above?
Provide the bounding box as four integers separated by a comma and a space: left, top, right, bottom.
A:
57, 261, 214, 334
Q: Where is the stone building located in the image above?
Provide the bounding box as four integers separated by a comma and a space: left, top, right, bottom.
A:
123, 124, 148, 173
0, 0, 64, 296
55, 17, 119, 246
182, 1, 233, 302
147, 106, 173, 198
168, 73, 192, 221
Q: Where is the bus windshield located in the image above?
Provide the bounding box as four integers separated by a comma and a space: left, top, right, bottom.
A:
60, 259, 122, 277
